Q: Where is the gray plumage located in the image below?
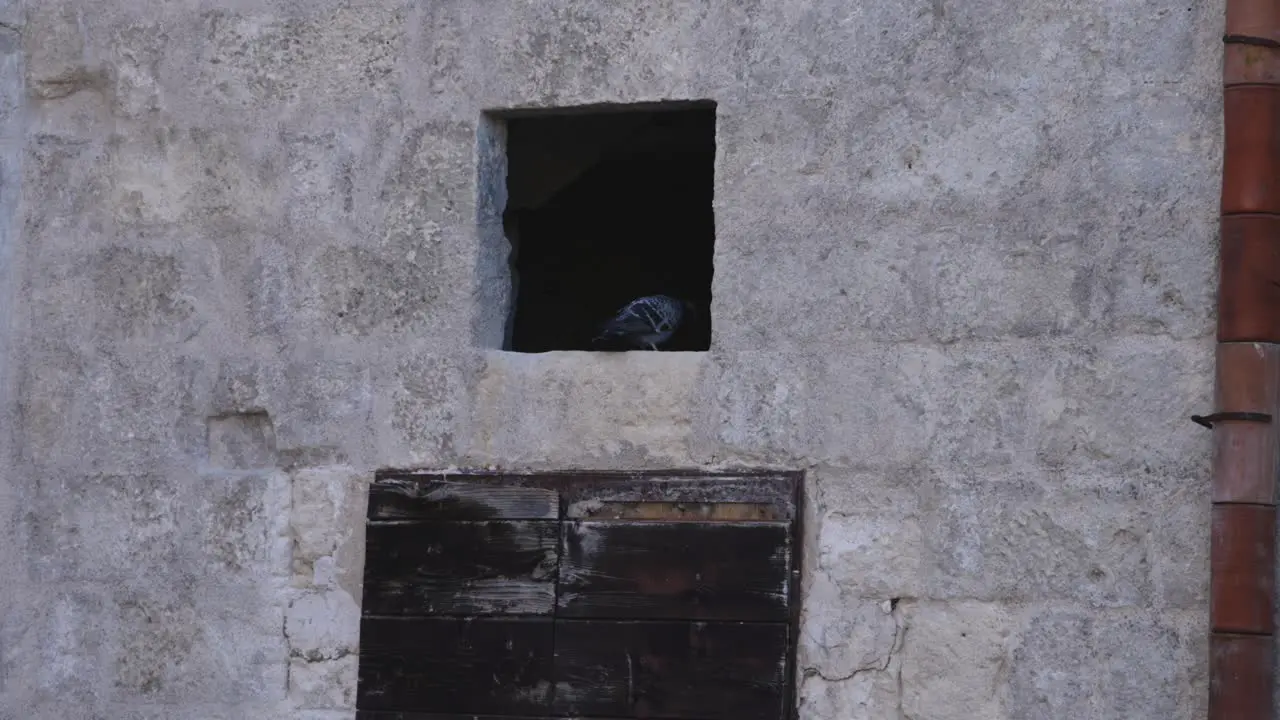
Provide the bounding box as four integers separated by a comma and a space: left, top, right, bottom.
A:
594, 294, 690, 350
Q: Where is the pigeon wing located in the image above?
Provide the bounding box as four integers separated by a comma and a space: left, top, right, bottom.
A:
597, 295, 683, 339
648, 295, 684, 332
601, 301, 657, 335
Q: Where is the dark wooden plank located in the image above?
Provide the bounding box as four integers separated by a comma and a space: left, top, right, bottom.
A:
358, 617, 554, 714
551, 620, 788, 720
368, 477, 559, 520
561, 475, 797, 521
362, 521, 558, 616
370, 470, 800, 521
571, 501, 783, 522
558, 521, 791, 621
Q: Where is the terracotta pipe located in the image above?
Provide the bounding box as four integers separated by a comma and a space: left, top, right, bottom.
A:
1210, 2, 1280, 716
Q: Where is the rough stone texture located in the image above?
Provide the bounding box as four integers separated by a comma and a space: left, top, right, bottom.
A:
900, 601, 1013, 719
0, 0, 1223, 718
289, 466, 368, 595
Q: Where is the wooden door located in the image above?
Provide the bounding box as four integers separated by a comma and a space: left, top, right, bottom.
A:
356, 471, 802, 720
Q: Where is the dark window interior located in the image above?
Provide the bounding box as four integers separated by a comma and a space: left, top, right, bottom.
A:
501, 103, 716, 352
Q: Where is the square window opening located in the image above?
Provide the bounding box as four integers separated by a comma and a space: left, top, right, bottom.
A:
481, 101, 716, 353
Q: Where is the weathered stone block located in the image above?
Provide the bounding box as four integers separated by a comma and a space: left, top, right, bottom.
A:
909, 337, 1212, 472
106, 21, 167, 119
441, 3, 738, 112
290, 466, 368, 594
206, 412, 277, 470
18, 350, 207, 472
375, 119, 477, 226
104, 126, 284, 227
814, 347, 938, 467
21, 467, 289, 585
737, 0, 960, 95
23, 133, 110, 238
920, 469, 1152, 606
467, 351, 702, 468
0, 27, 21, 137
209, 356, 374, 466
1147, 475, 1209, 609
284, 589, 360, 663
288, 655, 357, 710
1106, 209, 1216, 340
1096, 93, 1218, 341
797, 660, 900, 720
277, 118, 488, 348
924, 342, 1046, 467
297, 237, 447, 339
922, 226, 1110, 343
34, 588, 110, 705
282, 128, 359, 230
0, 0, 20, 31
1031, 337, 1212, 471
211, 358, 270, 416
810, 468, 926, 599
23, 473, 184, 583
798, 573, 899, 680
192, 470, 291, 577
710, 218, 930, 350
245, 239, 296, 341
190, 4, 407, 117
268, 358, 375, 463
1008, 608, 1204, 720
27, 240, 222, 354
695, 350, 817, 463
14, 344, 84, 466
899, 601, 1014, 720
24, 0, 105, 103
111, 585, 287, 705
87, 247, 200, 342
372, 351, 476, 467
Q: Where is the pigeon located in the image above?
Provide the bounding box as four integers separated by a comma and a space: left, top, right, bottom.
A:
593, 294, 692, 351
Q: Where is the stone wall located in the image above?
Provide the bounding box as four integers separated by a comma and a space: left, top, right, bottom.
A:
0, 0, 1222, 718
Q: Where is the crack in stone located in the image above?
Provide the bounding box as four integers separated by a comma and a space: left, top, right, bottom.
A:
281, 611, 292, 695
802, 598, 907, 684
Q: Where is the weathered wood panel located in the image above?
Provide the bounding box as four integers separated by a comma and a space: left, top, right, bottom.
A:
561, 476, 797, 521
551, 620, 788, 720
558, 521, 790, 621
368, 477, 560, 520
360, 470, 803, 720
571, 501, 782, 521
370, 471, 799, 521
358, 617, 554, 715
363, 521, 559, 616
